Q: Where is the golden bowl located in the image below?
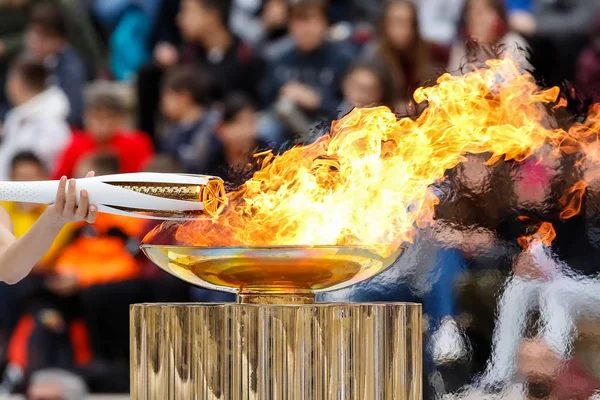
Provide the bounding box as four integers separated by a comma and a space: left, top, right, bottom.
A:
140, 245, 406, 303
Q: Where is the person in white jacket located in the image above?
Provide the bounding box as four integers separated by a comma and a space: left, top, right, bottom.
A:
0, 59, 71, 181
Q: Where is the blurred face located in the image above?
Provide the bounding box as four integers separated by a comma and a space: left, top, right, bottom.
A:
12, 161, 47, 182
28, 382, 65, 400
219, 108, 258, 153
384, 2, 415, 51
25, 25, 63, 59
289, 9, 328, 52
467, 0, 502, 43
177, 0, 213, 42
161, 90, 194, 121
84, 108, 125, 143
6, 70, 28, 106
343, 68, 384, 108
12, 160, 47, 211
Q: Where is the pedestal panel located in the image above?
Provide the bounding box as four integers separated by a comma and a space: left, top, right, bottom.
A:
130, 303, 422, 400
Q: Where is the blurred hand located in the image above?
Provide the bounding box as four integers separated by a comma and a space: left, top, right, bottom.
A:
510, 11, 537, 36
154, 42, 179, 68
46, 172, 97, 229
262, 0, 288, 31
46, 273, 79, 297
280, 82, 321, 110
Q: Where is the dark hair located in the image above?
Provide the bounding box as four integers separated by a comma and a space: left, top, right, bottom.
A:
459, 0, 509, 39
162, 65, 212, 107
85, 89, 127, 114
10, 59, 49, 93
344, 60, 396, 108
80, 151, 120, 176
194, 0, 232, 25
11, 151, 45, 173
29, 2, 67, 38
376, 0, 431, 97
289, 0, 330, 20
222, 92, 256, 123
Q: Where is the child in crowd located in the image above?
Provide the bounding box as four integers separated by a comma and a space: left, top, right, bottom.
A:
261, 0, 354, 130
24, 3, 86, 127
205, 93, 268, 187
52, 87, 154, 179
137, 0, 263, 139
0, 59, 70, 181
159, 65, 219, 174
340, 60, 395, 112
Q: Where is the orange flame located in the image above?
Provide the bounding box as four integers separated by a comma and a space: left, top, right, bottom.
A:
559, 181, 588, 219
517, 222, 557, 249
170, 57, 597, 257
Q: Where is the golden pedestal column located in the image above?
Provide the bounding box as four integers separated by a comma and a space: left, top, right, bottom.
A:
131, 245, 422, 399
130, 302, 422, 400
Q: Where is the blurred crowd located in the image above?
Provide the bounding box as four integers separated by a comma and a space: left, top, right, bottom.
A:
0, 0, 599, 397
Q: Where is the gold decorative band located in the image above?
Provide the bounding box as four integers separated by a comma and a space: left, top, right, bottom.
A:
109, 178, 227, 217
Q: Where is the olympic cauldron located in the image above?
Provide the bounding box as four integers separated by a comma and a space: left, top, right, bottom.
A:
132, 198, 422, 399
133, 226, 422, 400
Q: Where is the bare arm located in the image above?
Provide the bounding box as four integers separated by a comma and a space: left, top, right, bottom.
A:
0, 175, 97, 284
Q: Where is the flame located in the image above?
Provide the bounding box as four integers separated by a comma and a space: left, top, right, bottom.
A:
559, 181, 588, 219
170, 57, 598, 257
517, 222, 557, 249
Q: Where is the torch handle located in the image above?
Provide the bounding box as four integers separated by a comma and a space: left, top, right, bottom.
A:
0, 180, 59, 204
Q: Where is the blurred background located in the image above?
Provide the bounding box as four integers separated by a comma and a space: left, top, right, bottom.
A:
1, 0, 600, 398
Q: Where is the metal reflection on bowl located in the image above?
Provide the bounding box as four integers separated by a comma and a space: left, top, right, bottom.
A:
140, 244, 406, 303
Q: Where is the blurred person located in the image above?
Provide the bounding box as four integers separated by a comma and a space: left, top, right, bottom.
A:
340, 60, 395, 112
507, 0, 600, 83
45, 152, 145, 392
136, 0, 263, 140
576, 13, 600, 104
363, 0, 436, 111
261, 0, 354, 142
159, 65, 219, 174
206, 92, 268, 186
0, 59, 70, 181
447, 0, 531, 73
23, 2, 86, 127
0, 152, 77, 379
230, 0, 289, 51
87, 0, 161, 81
0, 0, 103, 121
507, 0, 599, 39
27, 368, 87, 400
52, 87, 154, 179
0, 171, 95, 393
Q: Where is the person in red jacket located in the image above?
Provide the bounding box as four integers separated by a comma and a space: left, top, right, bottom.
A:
52, 87, 154, 179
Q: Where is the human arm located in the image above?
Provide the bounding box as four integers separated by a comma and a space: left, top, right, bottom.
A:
0, 175, 97, 284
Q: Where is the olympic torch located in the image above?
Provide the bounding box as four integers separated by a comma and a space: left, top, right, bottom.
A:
0, 173, 227, 220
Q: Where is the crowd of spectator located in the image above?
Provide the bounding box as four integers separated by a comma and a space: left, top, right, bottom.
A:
0, 0, 599, 396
